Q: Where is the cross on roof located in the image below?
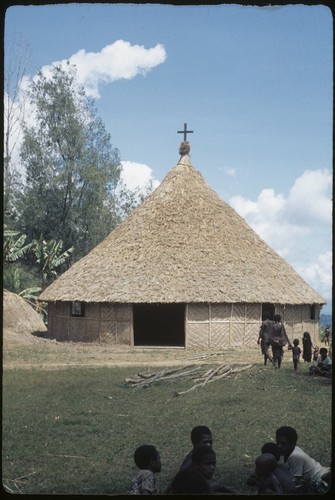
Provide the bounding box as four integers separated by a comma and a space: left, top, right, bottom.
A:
177, 123, 193, 141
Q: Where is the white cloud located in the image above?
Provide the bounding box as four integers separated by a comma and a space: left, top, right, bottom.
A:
285, 169, 332, 224
295, 251, 332, 308
120, 161, 160, 192
45, 40, 167, 98
229, 170, 332, 308
223, 166, 236, 177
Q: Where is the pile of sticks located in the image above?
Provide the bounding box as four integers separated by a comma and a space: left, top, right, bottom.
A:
124, 363, 252, 395
124, 365, 202, 389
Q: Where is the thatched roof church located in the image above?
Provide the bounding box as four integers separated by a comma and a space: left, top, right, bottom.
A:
39, 138, 325, 348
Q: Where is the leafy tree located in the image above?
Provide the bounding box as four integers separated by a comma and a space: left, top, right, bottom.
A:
17, 62, 121, 260
3, 34, 31, 222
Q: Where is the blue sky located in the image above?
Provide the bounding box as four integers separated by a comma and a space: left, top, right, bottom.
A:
4, 3, 333, 313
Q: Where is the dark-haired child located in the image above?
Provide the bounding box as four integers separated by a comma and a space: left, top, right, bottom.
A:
170, 467, 211, 494
128, 445, 161, 495
192, 444, 236, 494
255, 453, 284, 494
179, 425, 213, 472
289, 338, 301, 373
247, 442, 297, 494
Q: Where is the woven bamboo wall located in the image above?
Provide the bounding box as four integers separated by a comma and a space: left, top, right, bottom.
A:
48, 302, 132, 344
186, 303, 321, 349
47, 301, 321, 347
186, 303, 261, 349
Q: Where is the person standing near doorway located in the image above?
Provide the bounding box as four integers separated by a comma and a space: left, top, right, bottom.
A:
258, 311, 273, 366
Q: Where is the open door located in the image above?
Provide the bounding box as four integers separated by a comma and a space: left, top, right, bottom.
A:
262, 303, 275, 320
133, 303, 185, 347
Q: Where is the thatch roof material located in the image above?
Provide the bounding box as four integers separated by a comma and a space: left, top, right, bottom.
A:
39, 154, 325, 305
3, 289, 47, 333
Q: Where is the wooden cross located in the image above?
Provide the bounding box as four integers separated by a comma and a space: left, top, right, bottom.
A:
177, 123, 193, 141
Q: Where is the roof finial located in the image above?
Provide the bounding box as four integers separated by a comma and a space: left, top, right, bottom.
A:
177, 122, 193, 156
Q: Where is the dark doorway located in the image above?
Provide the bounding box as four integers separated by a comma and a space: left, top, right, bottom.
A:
133, 303, 185, 347
262, 303, 275, 320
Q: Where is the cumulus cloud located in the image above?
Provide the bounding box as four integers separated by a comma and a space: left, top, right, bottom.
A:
229, 170, 332, 308
285, 169, 332, 224
120, 161, 160, 192
43, 40, 167, 98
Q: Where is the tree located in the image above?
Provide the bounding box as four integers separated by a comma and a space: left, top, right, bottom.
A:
3, 34, 30, 222
17, 62, 121, 259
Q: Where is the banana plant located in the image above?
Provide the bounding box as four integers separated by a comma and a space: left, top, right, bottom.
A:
3, 229, 34, 263
33, 237, 74, 286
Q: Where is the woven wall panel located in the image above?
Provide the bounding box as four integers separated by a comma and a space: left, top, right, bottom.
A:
284, 322, 294, 341
69, 317, 86, 341
101, 304, 117, 321
246, 303, 261, 321
55, 301, 62, 316
275, 305, 285, 319
86, 303, 100, 320
117, 321, 132, 345
245, 323, 258, 347
116, 304, 132, 321
232, 304, 245, 321
187, 323, 209, 349
100, 321, 117, 344
53, 316, 69, 342
51, 315, 61, 338
48, 302, 56, 316
85, 320, 100, 342
61, 301, 70, 317
301, 305, 311, 321
210, 322, 230, 349
210, 304, 231, 321
285, 305, 301, 323
230, 322, 245, 347
188, 304, 209, 322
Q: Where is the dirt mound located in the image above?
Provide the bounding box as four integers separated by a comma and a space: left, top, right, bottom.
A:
3, 289, 47, 335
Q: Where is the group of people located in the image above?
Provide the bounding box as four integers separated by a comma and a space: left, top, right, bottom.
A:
128, 425, 331, 495
258, 313, 332, 376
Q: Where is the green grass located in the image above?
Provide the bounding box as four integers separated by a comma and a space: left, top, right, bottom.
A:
2, 362, 332, 495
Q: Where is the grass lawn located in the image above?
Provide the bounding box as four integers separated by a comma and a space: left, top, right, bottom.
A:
2, 360, 332, 495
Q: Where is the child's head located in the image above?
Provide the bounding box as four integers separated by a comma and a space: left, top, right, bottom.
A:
273, 314, 281, 323
255, 453, 277, 477
192, 444, 216, 480
171, 468, 211, 494
293, 338, 299, 346
190, 425, 212, 448
261, 442, 281, 461
320, 347, 328, 359
133, 445, 161, 473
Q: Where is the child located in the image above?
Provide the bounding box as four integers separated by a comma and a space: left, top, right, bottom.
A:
323, 324, 331, 345
313, 345, 319, 362
128, 445, 161, 495
191, 444, 236, 494
247, 443, 298, 494
309, 347, 332, 377
254, 453, 284, 494
170, 467, 211, 494
179, 425, 213, 471
289, 338, 301, 373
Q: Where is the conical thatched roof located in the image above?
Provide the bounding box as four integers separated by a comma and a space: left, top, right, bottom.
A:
39, 152, 325, 305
